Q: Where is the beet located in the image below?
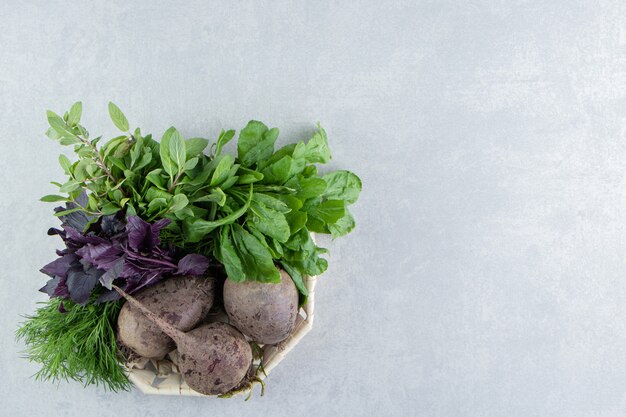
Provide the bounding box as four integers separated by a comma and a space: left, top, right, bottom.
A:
114, 285, 252, 395
117, 275, 215, 359
223, 269, 298, 344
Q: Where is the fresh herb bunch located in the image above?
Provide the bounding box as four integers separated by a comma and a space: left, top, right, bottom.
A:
43, 102, 361, 301
16, 297, 131, 392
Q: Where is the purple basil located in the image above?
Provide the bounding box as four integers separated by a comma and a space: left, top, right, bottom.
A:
40, 209, 209, 305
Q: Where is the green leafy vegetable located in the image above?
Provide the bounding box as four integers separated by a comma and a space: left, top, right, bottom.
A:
237, 121, 279, 167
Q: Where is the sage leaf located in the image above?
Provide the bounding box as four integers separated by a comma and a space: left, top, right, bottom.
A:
40, 195, 68, 203
58, 154, 72, 174
107, 102, 129, 132
67, 101, 82, 126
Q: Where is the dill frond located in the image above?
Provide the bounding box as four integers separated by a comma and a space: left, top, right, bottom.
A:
16, 298, 131, 392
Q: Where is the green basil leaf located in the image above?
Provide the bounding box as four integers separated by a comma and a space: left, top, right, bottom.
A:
185, 137, 209, 158
169, 128, 186, 173
107, 102, 129, 131
184, 157, 199, 172
146, 186, 172, 202
215, 129, 235, 157
173, 206, 195, 220
135, 151, 153, 171
159, 127, 176, 176
170, 194, 189, 212
130, 138, 143, 167
210, 154, 235, 187
146, 169, 166, 189
148, 197, 168, 212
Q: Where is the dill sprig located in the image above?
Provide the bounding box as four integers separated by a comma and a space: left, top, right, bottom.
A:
16, 298, 131, 392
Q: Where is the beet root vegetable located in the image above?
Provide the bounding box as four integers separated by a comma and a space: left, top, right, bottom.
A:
223, 269, 298, 345
117, 275, 215, 359
113, 285, 252, 395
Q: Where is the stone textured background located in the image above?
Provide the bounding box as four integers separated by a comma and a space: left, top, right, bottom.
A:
2, 1, 626, 416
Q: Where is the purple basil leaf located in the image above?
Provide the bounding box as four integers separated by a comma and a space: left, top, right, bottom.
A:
119, 260, 145, 278
48, 227, 65, 238
39, 276, 61, 297
150, 218, 171, 245
126, 216, 152, 251
58, 302, 67, 313
39, 269, 69, 302
40, 253, 76, 278
63, 226, 107, 246
100, 214, 126, 236
55, 199, 93, 231
76, 242, 124, 270
66, 266, 103, 305
176, 254, 209, 275
99, 258, 125, 289
126, 216, 171, 252
95, 289, 122, 304
75, 190, 89, 208
128, 271, 162, 294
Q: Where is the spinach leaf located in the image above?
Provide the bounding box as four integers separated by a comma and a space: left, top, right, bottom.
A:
237, 121, 279, 167
322, 170, 362, 204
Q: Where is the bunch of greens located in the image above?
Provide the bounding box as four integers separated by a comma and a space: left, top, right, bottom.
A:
42, 102, 361, 302
19, 101, 361, 392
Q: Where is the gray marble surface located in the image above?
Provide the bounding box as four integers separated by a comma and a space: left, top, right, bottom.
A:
2, 1, 626, 416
